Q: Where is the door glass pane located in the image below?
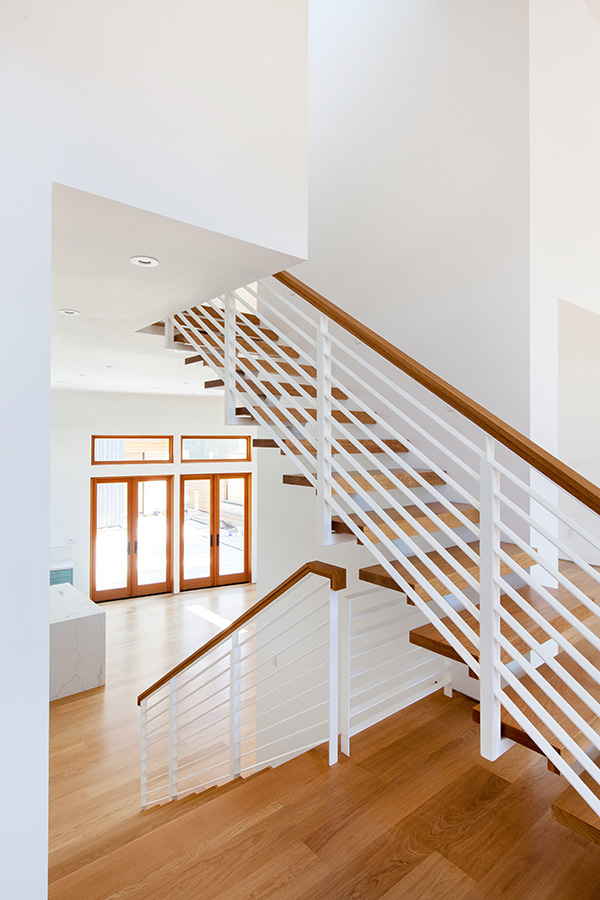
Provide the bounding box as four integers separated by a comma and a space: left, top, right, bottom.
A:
137, 480, 168, 586
95, 482, 128, 592
183, 479, 212, 582
219, 477, 245, 577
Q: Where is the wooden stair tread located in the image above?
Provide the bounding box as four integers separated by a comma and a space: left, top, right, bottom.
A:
408, 585, 583, 667
283, 468, 445, 491
472, 627, 600, 762
204, 378, 347, 400
552, 770, 600, 844
243, 406, 376, 425
332, 501, 479, 543
358, 542, 536, 600
253, 437, 407, 455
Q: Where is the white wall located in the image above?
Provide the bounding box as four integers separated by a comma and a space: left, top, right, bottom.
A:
51, 389, 256, 594
530, 0, 600, 559
0, 4, 307, 893
1, 0, 308, 258
296, 0, 530, 431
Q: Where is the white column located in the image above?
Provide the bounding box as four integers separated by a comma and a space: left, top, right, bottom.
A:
328, 588, 339, 766
223, 292, 238, 425
140, 698, 148, 809
229, 632, 242, 778
339, 592, 351, 757
168, 678, 179, 799
479, 437, 513, 760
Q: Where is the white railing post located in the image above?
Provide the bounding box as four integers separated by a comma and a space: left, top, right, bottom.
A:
316, 315, 334, 545
140, 698, 148, 809
168, 678, 179, 800
339, 593, 350, 757
229, 632, 242, 779
479, 437, 513, 760
223, 292, 237, 425
329, 588, 339, 766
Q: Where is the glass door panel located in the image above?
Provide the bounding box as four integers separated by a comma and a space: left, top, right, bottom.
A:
135, 478, 169, 593
181, 476, 213, 589
93, 480, 130, 600
217, 476, 247, 582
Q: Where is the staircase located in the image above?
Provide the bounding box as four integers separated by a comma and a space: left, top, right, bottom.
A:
143, 270, 600, 846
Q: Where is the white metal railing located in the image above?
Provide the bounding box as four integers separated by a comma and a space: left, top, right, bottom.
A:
166, 274, 600, 819
140, 567, 343, 808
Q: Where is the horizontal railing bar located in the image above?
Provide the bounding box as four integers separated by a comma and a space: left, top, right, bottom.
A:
327, 411, 481, 545
234, 640, 330, 702
351, 647, 424, 682
273, 270, 600, 517
496, 631, 600, 748
497, 492, 600, 590
138, 560, 345, 703
236, 589, 327, 653
325, 465, 481, 621
350, 667, 448, 721
350, 630, 407, 661
495, 577, 600, 684
326, 490, 481, 671
491, 458, 600, 554
327, 343, 484, 477
350, 598, 403, 621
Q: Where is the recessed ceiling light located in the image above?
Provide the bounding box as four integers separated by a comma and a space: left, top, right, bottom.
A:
130, 256, 159, 268
183, 381, 190, 385
59, 308, 80, 316
104, 365, 116, 370
56, 380, 66, 384
79, 373, 87, 377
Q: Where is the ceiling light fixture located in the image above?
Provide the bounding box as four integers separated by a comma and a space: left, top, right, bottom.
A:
59, 308, 80, 316
104, 365, 116, 369
130, 255, 159, 268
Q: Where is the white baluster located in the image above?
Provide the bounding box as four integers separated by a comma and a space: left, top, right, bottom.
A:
339, 593, 351, 757
479, 437, 513, 760
329, 587, 339, 766
140, 698, 148, 809
316, 315, 333, 545
223, 292, 237, 425
229, 632, 242, 779
168, 677, 179, 800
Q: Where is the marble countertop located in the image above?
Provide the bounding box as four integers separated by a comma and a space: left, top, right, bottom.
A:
50, 583, 102, 624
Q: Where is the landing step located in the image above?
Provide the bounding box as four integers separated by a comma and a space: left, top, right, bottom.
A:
253, 438, 408, 456
472, 628, 600, 766
283, 468, 445, 492
358, 542, 535, 600
552, 770, 600, 844
408, 585, 578, 667
332, 501, 479, 544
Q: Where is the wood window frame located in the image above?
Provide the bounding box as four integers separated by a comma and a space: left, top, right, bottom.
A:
91, 435, 174, 465
90, 475, 174, 602
179, 472, 252, 590
180, 434, 252, 464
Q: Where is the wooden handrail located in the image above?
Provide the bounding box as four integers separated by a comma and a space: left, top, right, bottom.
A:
137, 560, 346, 705
273, 270, 600, 517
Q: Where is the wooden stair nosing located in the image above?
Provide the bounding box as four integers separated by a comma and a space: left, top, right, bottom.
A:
331, 501, 479, 543
282, 468, 445, 491
552, 770, 600, 845
253, 438, 408, 455
205, 378, 348, 400
358, 542, 536, 600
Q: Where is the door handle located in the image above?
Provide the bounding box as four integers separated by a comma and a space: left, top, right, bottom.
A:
210, 534, 213, 547
127, 541, 131, 556
217, 534, 220, 547
134, 541, 138, 554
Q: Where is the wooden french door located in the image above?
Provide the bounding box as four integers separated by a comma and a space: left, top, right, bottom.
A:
91, 476, 173, 602
180, 474, 251, 590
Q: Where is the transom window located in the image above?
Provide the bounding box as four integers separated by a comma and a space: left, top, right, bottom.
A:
181, 435, 251, 462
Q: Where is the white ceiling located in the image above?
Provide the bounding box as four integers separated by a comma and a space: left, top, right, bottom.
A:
586, 0, 600, 27
51, 185, 300, 395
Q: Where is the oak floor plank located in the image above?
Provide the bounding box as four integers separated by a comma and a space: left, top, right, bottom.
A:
380, 851, 475, 900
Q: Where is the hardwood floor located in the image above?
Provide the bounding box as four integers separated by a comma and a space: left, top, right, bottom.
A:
49, 584, 600, 899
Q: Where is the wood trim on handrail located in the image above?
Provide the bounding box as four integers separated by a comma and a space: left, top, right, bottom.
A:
137, 560, 346, 705
273, 270, 600, 517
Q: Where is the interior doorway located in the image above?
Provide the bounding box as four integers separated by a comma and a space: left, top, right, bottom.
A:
90, 475, 174, 601
180, 473, 251, 590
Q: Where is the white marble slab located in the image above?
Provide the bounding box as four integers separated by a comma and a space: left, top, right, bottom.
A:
50, 584, 106, 701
